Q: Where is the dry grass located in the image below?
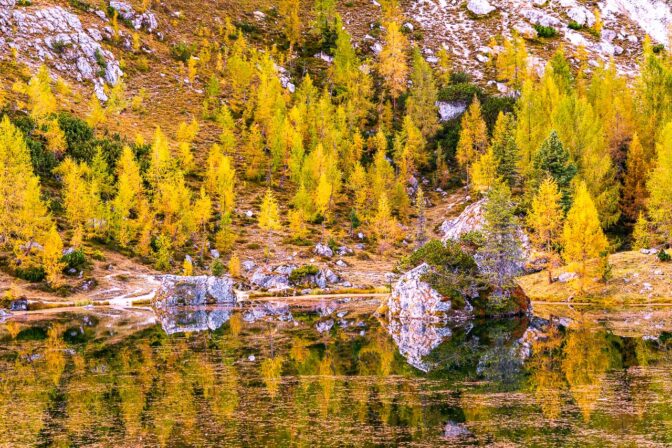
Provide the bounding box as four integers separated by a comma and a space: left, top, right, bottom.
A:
518, 251, 672, 304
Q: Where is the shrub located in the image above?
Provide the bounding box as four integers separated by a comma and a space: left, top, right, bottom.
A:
94, 49, 107, 76
289, 265, 319, 284
51, 40, 70, 54
211, 260, 225, 276
653, 44, 665, 54
567, 21, 583, 30
658, 248, 671, 262
69, 0, 91, 11
61, 249, 87, 270
15, 266, 46, 282
533, 24, 558, 38
171, 42, 195, 62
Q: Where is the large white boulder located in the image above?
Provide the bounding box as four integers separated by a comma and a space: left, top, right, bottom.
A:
467, 0, 496, 16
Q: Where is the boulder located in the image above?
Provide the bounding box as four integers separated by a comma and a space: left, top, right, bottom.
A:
9, 298, 28, 311
250, 266, 291, 290
316, 319, 334, 333
557, 272, 578, 283
153, 275, 236, 307
440, 199, 486, 241
385, 316, 453, 371
443, 421, 472, 439
467, 0, 496, 16
387, 263, 458, 321
436, 101, 467, 122
314, 243, 334, 258
567, 6, 595, 27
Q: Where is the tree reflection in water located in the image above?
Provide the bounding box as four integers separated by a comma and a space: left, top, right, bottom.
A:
0, 305, 672, 447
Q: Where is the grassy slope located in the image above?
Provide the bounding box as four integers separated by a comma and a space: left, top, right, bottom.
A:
518, 251, 672, 303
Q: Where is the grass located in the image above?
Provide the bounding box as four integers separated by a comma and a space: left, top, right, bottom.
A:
518, 250, 672, 304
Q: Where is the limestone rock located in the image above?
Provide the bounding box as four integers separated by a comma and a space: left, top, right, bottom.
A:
436, 101, 467, 122
153, 275, 236, 307
0, 2, 122, 100
567, 6, 595, 27
9, 298, 28, 311
385, 317, 453, 371
314, 243, 334, 258
467, 0, 495, 16
387, 263, 457, 321
250, 266, 291, 290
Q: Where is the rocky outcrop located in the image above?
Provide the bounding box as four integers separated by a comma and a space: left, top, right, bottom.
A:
387, 263, 465, 321
250, 266, 292, 290
436, 101, 467, 122
251, 264, 340, 290
109, 1, 158, 33
158, 307, 231, 334
440, 199, 486, 242
0, 1, 122, 100
314, 243, 334, 258
153, 275, 236, 307
467, 0, 495, 16
242, 301, 293, 323
9, 298, 28, 311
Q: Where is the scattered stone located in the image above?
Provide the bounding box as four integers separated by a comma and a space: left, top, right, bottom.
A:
210, 249, 220, 259
314, 243, 334, 258
316, 319, 334, 333
642, 282, 653, 291
467, 0, 495, 16
153, 275, 236, 307
336, 259, 348, 268
250, 267, 291, 290
248, 354, 256, 361
245, 210, 254, 218
557, 272, 578, 283
252, 10, 266, 20
403, 22, 414, 31
513, 22, 538, 39
654, 269, 664, 275
567, 6, 595, 27
336, 246, 353, 256
242, 260, 256, 272
315, 51, 333, 63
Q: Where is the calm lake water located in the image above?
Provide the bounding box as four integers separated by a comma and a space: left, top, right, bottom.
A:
1, 300, 672, 447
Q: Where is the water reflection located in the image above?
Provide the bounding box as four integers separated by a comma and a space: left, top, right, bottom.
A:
1, 305, 672, 447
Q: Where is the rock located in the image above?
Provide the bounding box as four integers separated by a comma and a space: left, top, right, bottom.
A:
250, 267, 291, 290
315, 51, 333, 63
336, 246, 353, 256
654, 269, 664, 275
602, 29, 617, 42
513, 22, 538, 39
245, 210, 254, 218
567, 6, 595, 27
436, 101, 467, 122
248, 354, 256, 361
520, 8, 561, 27
387, 263, 456, 321
403, 22, 414, 31
557, 272, 578, 283
153, 275, 236, 307
242, 260, 256, 272
336, 259, 348, 268
210, 249, 220, 259
441, 199, 486, 241
640, 248, 657, 255
9, 298, 28, 311
252, 10, 266, 20
467, 0, 495, 16
371, 42, 383, 54
314, 243, 334, 258
316, 319, 334, 333
642, 282, 653, 291
443, 421, 472, 439
386, 316, 454, 371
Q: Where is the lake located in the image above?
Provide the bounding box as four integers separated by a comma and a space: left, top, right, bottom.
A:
1, 299, 671, 447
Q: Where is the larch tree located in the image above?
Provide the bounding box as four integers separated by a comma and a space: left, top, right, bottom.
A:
0, 117, 52, 254
562, 181, 608, 292
86, 93, 107, 128
415, 186, 427, 248
407, 49, 439, 138
244, 123, 267, 181
26, 65, 57, 121
496, 33, 528, 92
258, 189, 282, 258
112, 146, 144, 248
42, 225, 65, 288
515, 79, 549, 179
527, 177, 564, 283
435, 48, 452, 88
645, 121, 672, 244
176, 119, 199, 173
279, 0, 301, 53
147, 127, 173, 190
378, 20, 408, 109
193, 188, 212, 258
371, 192, 398, 253
470, 146, 500, 195
621, 133, 649, 222
53, 158, 100, 238
456, 95, 488, 186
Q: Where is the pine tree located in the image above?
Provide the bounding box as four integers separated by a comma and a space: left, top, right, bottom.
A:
532, 131, 577, 210
378, 20, 408, 108
562, 181, 608, 291
528, 177, 564, 283
621, 133, 649, 222
42, 225, 65, 288
490, 112, 519, 186
407, 49, 439, 137
456, 95, 488, 185
477, 182, 524, 297
646, 122, 672, 244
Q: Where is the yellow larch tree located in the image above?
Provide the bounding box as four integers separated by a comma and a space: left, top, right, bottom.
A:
456, 95, 488, 185
26, 65, 57, 121
562, 181, 608, 292
258, 189, 282, 257
176, 119, 199, 173
528, 177, 564, 283
645, 121, 672, 244
378, 20, 408, 109
86, 93, 107, 128
42, 225, 65, 288
470, 146, 499, 195
111, 146, 144, 248
192, 188, 212, 258
621, 133, 649, 222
